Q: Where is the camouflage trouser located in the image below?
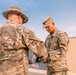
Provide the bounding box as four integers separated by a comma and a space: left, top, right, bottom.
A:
47, 71, 68, 75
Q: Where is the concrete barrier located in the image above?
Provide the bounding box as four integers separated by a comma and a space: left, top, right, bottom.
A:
29, 68, 76, 75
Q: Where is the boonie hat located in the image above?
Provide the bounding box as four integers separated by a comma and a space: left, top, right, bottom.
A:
43, 17, 53, 28
2, 6, 28, 24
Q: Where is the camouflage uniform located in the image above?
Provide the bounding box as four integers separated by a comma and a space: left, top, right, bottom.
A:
45, 29, 69, 75
0, 20, 47, 75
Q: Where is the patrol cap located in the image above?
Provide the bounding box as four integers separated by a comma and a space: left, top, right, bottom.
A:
43, 17, 53, 28
2, 6, 28, 24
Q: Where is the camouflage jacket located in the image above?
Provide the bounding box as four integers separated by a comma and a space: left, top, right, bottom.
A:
0, 20, 47, 75
45, 29, 69, 72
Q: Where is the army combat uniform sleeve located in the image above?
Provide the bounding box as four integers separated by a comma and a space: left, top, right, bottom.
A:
22, 27, 48, 62
58, 32, 69, 54
49, 32, 69, 61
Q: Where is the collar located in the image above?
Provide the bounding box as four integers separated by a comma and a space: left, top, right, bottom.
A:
51, 28, 58, 37
6, 20, 22, 26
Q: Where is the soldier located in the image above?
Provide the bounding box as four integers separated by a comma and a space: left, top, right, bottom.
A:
42, 17, 69, 75
0, 6, 47, 75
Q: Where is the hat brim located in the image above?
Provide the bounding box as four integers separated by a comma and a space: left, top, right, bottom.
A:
2, 10, 28, 24
43, 24, 49, 28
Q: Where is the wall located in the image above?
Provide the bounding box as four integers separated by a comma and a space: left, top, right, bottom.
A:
67, 37, 76, 73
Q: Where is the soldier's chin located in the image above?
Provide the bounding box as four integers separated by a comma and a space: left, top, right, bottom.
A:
50, 31, 54, 34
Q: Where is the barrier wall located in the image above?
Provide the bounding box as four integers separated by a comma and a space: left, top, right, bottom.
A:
67, 37, 76, 73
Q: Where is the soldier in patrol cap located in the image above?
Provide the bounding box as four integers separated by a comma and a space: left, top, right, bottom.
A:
0, 6, 47, 75
43, 17, 69, 75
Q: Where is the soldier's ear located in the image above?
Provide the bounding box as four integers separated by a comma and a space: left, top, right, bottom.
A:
52, 22, 54, 25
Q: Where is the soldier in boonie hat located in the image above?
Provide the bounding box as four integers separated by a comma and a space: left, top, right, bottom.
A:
2, 6, 28, 24
0, 6, 48, 75
43, 17, 53, 28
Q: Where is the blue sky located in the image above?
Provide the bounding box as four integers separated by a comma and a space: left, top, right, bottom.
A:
0, 0, 76, 41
